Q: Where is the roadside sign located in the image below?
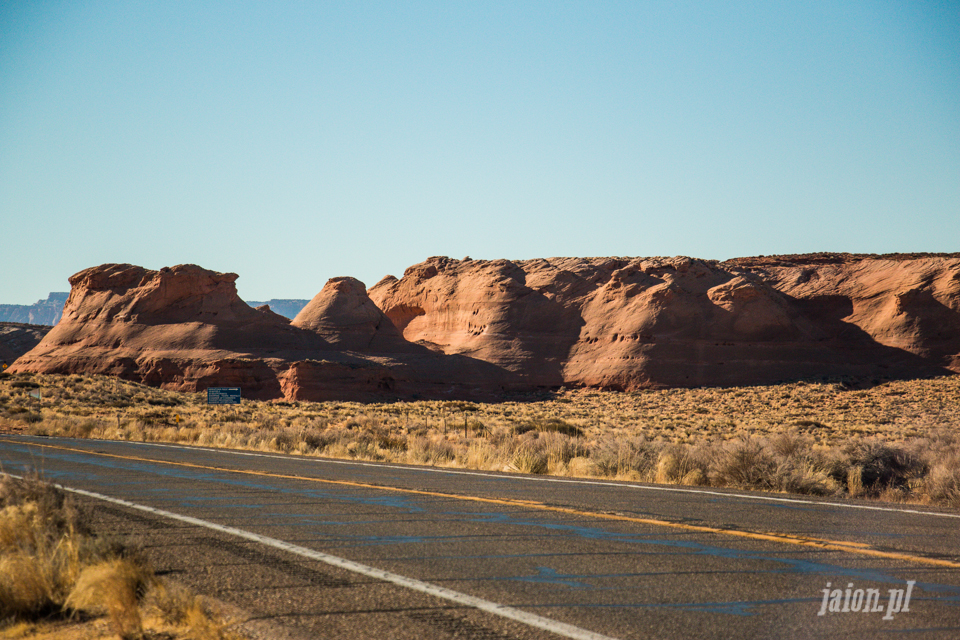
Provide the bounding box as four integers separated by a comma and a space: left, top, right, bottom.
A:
207, 387, 241, 405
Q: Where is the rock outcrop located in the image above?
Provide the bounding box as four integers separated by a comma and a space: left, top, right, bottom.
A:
369, 254, 960, 390
291, 277, 409, 352
0, 323, 52, 367
10, 255, 959, 399
9, 264, 512, 400
729, 254, 960, 374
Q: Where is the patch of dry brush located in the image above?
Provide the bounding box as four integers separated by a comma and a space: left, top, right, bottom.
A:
1, 372, 959, 507
0, 474, 241, 640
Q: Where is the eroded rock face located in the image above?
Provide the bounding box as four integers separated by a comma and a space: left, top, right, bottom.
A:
11, 255, 959, 399
0, 323, 52, 366
9, 264, 316, 398
370, 254, 960, 390
292, 277, 408, 352
9, 264, 514, 400
739, 255, 960, 369
368, 257, 588, 386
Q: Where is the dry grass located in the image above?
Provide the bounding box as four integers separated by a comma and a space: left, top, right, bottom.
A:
0, 474, 243, 640
2, 372, 960, 506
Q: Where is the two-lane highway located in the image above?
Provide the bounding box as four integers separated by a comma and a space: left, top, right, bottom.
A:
2, 434, 959, 639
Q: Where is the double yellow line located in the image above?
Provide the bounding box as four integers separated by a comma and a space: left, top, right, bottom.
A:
8, 439, 960, 569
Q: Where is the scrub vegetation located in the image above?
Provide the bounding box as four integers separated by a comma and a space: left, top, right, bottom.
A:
0, 474, 242, 640
1, 372, 959, 507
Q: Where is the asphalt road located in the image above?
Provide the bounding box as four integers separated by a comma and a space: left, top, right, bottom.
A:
1, 434, 959, 639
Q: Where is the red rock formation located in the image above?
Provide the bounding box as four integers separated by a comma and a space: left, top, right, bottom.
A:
8, 264, 312, 398
9, 264, 514, 400
0, 323, 52, 367
735, 255, 960, 372
369, 254, 960, 390
11, 255, 959, 399
291, 277, 409, 352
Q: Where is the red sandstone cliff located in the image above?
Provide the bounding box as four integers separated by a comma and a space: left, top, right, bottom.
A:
728, 254, 960, 373
368, 254, 960, 390
291, 277, 411, 352
10, 255, 959, 399
10, 264, 511, 400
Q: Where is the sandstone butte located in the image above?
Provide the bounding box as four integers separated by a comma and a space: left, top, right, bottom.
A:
10, 254, 960, 401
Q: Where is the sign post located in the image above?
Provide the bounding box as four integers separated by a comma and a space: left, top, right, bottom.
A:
207, 388, 241, 405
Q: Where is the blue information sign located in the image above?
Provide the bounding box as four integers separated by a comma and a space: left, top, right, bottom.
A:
207, 387, 241, 405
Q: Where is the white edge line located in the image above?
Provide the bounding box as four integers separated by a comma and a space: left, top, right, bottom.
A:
10, 435, 960, 520
21, 475, 619, 640
119, 438, 960, 520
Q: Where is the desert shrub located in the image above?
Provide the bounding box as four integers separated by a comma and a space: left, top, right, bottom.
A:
836, 439, 927, 496
922, 456, 960, 507
270, 429, 298, 453
303, 429, 340, 452
147, 398, 181, 407
486, 427, 512, 447
537, 431, 586, 468
65, 558, 152, 638
769, 431, 808, 458
146, 579, 237, 638
711, 436, 778, 489
375, 432, 408, 452
469, 419, 489, 437
793, 419, 828, 429
774, 455, 839, 496
0, 475, 95, 621
512, 443, 548, 474
0, 474, 241, 638
258, 414, 282, 430
591, 437, 659, 477
407, 437, 456, 465
0, 474, 83, 539
514, 416, 584, 438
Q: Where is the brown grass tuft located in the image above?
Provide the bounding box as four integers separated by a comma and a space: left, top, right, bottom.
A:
0, 474, 246, 640
65, 559, 152, 639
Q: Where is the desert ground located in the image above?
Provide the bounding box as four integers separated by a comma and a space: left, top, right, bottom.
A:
2, 370, 960, 638
2, 371, 958, 506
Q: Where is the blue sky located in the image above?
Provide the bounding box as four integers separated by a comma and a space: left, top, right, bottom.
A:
2, 1, 958, 304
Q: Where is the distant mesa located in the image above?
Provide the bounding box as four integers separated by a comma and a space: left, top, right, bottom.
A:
0, 292, 69, 326
9, 254, 960, 400
242, 299, 309, 320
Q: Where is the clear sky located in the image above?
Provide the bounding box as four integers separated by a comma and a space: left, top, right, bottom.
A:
2, 1, 958, 304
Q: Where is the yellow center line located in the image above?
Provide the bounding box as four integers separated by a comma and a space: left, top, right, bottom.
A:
9, 439, 960, 569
